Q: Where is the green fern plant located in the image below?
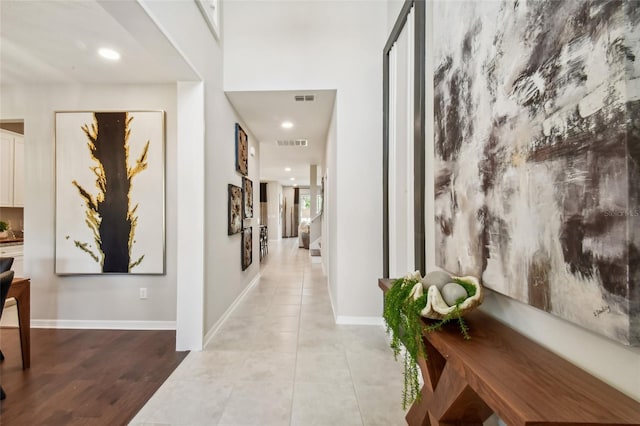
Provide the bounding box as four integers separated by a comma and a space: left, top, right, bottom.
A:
383, 276, 473, 409
383, 277, 428, 408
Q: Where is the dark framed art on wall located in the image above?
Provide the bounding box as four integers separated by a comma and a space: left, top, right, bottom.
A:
243, 177, 253, 219
242, 226, 253, 270
228, 184, 242, 235
235, 123, 248, 176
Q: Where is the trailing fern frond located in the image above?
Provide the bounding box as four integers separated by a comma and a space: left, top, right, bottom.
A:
383, 275, 475, 409
457, 314, 470, 340
383, 277, 428, 408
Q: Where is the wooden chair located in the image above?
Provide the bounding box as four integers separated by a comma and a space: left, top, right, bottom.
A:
259, 226, 268, 260
0, 257, 16, 365
0, 269, 15, 400
0, 257, 12, 273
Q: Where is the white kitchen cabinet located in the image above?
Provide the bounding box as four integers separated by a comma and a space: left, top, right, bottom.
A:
0, 131, 14, 206
13, 136, 24, 207
0, 244, 23, 277
0, 129, 23, 207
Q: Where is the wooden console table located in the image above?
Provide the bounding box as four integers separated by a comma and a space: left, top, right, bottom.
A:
7, 277, 30, 369
379, 278, 640, 425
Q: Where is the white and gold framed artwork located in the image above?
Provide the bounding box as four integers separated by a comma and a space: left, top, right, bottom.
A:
55, 111, 165, 275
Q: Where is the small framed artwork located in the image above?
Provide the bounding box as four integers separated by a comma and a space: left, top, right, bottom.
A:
195, 0, 220, 40
242, 226, 253, 270
243, 177, 253, 219
235, 123, 248, 176
228, 184, 242, 235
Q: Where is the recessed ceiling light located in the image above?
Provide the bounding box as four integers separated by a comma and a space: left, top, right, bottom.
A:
98, 47, 120, 61
284, 167, 292, 172
290, 177, 295, 181
293, 183, 298, 187
281, 121, 293, 129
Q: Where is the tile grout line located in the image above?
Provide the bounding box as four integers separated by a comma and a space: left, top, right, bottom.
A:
289, 245, 306, 426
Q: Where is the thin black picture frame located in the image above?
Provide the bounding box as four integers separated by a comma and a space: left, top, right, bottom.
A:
383, 0, 426, 278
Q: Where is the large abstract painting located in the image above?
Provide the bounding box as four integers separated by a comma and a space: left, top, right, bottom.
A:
55, 111, 165, 274
433, 0, 640, 345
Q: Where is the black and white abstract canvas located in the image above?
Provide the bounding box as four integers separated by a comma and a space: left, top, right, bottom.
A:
433, 0, 640, 345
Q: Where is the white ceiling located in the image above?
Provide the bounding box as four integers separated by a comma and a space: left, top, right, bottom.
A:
0, 1, 334, 188
0, 0, 197, 84
226, 90, 336, 187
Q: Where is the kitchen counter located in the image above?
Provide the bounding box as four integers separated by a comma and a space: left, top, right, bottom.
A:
0, 238, 24, 246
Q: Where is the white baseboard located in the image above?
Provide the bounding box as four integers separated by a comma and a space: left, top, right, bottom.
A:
325, 277, 382, 327
30, 319, 176, 330
335, 316, 384, 326
203, 273, 261, 347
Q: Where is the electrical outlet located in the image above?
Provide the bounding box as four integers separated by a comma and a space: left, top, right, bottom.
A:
139, 288, 148, 299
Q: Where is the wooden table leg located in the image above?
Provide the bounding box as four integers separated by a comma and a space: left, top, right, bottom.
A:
406, 347, 492, 426
406, 384, 433, 426
14, 284, 30, 369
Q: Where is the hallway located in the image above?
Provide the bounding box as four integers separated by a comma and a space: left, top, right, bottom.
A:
130, 238, 406, 425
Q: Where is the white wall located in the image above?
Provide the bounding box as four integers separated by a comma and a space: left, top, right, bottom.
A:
224, 0, 388, 320
323, 99, 338, 312
265, 181, 282, 241
1, 84, 178, 327
387, 0, 405, 32
133, 0, 262, 343
422, 1, 640, 402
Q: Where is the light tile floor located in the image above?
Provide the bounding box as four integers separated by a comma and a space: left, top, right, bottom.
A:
129, 239, 407, 426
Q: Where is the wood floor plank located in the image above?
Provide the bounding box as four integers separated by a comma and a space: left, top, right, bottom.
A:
0, 327, 188, 425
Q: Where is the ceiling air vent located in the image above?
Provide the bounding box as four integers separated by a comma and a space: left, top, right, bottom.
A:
294, 95, 315, 102
276, 139, 308, 147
